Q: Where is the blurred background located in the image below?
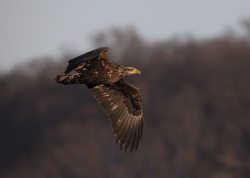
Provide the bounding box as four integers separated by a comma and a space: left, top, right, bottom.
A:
1, 0, 250, 178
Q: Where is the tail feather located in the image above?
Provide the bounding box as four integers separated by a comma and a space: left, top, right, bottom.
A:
56, 74, 81, 85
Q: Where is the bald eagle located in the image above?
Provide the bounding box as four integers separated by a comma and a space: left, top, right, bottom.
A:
56, 47, 143, 152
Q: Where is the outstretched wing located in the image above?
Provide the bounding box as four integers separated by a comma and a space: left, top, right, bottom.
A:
90, 79, 143, 152
65, 47, 109, 74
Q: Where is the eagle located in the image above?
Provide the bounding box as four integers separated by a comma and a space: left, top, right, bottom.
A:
56, 47, 143, 152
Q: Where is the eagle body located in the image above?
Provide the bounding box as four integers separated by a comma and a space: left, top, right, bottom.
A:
56, 47, 143, 152
78, 57, 123, 87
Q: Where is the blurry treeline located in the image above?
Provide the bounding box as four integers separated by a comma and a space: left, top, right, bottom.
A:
1, 23, 250, 178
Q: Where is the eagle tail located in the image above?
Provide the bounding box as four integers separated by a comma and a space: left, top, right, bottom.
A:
56, 74, 81, 85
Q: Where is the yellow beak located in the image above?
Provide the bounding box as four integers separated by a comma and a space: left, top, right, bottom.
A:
130, 68, 141, 75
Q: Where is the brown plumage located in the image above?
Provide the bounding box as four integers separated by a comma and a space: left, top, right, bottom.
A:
56, 47, 143, 152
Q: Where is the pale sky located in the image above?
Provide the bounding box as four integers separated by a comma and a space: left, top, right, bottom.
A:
0, 0, 249, 71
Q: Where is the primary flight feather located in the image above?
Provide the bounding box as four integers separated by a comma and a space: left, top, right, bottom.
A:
56, 47, 143, 152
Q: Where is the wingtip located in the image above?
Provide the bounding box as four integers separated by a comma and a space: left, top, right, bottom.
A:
98, 46, 110, 51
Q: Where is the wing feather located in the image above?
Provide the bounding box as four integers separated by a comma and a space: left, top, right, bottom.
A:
118, 114, 131, 149
65, 47, 109, 74
90, 80, 143, 152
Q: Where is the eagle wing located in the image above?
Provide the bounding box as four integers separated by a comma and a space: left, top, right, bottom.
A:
90, 79, 143, 152
65, 47, 109, 74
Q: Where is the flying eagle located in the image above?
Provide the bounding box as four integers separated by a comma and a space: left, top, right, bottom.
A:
56, 47, 143, 152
